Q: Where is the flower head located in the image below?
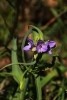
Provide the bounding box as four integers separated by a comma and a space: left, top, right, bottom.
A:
36, 40, 48, 53
23, 39, 56, 54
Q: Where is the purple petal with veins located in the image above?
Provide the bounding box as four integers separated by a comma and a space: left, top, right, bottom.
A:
23, 43, 31, 51
36, 40, 48, 53
45, 40, 56, 48
23, 39, 34, 51
27, 39, 34, 46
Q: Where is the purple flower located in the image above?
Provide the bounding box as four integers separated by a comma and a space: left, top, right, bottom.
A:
36, 40, 48, 53
23, 39, 56, 54
23, 39, 34, 51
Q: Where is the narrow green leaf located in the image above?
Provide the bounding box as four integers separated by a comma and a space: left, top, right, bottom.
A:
11, 38, 26, 90
35, 76, 42, 100
0, 72, 12, 76
41, 65, 67, 88
41, 69, 58, 88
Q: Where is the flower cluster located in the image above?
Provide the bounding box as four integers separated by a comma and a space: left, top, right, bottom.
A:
23, 39, 56, 54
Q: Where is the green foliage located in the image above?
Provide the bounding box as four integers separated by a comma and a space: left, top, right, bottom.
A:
0, 0, 67, 100
30, 25, 44, 44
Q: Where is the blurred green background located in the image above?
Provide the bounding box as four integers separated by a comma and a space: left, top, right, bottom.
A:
0, 0, 67, 66
0, 0, 67, 100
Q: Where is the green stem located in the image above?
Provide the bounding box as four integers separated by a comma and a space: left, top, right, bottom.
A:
22, 28, 32, 63
0, 72, 12, 76
35, 76, 42, 100
20, 78, 28, 100
0, 61, 36, 71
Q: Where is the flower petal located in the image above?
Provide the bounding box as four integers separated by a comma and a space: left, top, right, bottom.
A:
45, 41, 56, 48
36, 43, 48, 53
48, 41, 56, 48
23, 39, 34, 51
23, 43, 31, 51
27, 39, 34, 46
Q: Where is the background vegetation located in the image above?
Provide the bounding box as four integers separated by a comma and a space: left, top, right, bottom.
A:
0, 0, 67, 100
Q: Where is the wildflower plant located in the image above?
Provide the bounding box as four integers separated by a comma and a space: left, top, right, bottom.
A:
0, 25, 67, 100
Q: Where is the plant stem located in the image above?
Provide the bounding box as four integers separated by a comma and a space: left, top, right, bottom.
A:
35, 76, 42, 100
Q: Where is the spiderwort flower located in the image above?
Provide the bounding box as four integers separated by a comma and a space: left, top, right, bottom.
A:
23, 39, 56, 54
